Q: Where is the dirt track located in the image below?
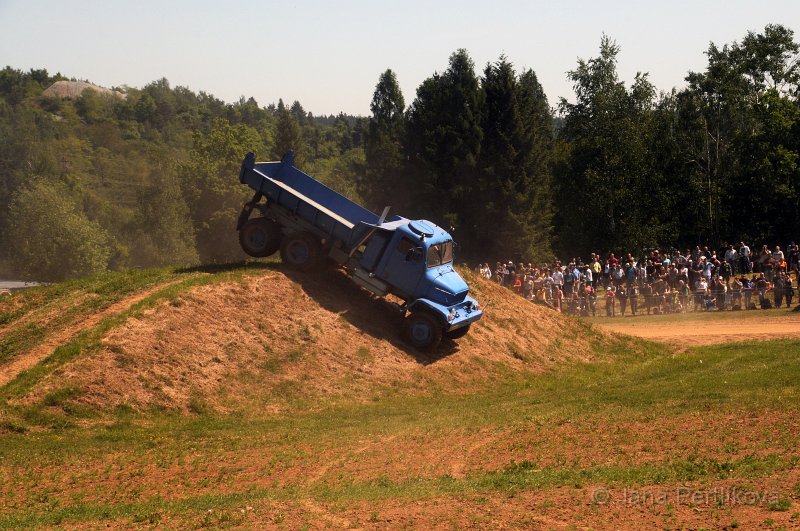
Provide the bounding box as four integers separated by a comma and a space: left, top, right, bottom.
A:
593, 311, 800, 345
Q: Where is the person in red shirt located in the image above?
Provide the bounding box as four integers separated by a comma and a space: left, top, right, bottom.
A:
512, 274, 522, 295
605, 286, 616, 316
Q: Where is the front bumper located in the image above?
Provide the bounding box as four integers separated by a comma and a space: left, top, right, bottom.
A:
409, 295, 484, 332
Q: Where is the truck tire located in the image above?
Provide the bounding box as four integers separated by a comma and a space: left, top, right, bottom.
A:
444, 324, 471, 340
404, 311, 443, 351
239, 218, 282, 257
280, 232, 322, 271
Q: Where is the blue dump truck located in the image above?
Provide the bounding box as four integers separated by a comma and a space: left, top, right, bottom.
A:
236, 152, 483, 350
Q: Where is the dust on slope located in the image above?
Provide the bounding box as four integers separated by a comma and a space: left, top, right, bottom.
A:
22, 267, 617, 413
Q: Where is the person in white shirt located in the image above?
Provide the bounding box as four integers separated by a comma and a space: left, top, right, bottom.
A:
725, 245, 738, 274
551, 269, 564, 289
739, 242, 751, 273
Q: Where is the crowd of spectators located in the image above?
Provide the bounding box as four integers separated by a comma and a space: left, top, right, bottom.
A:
477, 241, 799, 316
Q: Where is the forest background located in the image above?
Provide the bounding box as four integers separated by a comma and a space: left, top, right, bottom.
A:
1, 24, 798, 281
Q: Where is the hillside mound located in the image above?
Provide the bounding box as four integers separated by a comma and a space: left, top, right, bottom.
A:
20, 267, 616, 414
43, 80, 126, 100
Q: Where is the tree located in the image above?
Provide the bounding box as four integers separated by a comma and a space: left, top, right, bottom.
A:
181, 119, 266, 262
406, 49, 484, 237
471, 59, 556, 262
364, 69, 406, 212
272, 99, 305, 166
676, 24, 800, 245
556, 36, 663, 256
130, 167, 199, 267
2, 179, 111, 281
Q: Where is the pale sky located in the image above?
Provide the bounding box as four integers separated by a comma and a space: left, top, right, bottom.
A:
1, 1, 798, 116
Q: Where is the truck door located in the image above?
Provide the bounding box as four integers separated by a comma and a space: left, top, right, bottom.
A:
380, 236, 425, 298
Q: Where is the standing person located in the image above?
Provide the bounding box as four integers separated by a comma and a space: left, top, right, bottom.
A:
720, 259, 732, 287
553, 284, 563, 313
756, 274, 769, 308
758, 245, 771, 276
524, 274, 534, 301
773, 246, 785, 265
612, 263, 624, 285
678, 279, 690, 312
617, 285, 628, 317
785, 276, 795, 307
604, 286, 616, 316
625, 262, 637, 287
564, 265, 575, 298
774, 274, 785, 309
641, 281, 653, 314
695, 277, 708, 311
586, 283, 597, 316
591, 257, 602, 289
788, 242, 799, 277
739, 242, 751, 274
512, 273, 522, 295
742, 276, 753, 309
636, 260, 647, 288
629, 283, 639, 316
702, 257, 715, 283
725, 245, 738, 275
730, 277, 743, 309
551, 266, 564, 294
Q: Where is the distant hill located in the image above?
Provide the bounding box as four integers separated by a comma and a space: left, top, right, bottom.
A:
42, 80, 126, 99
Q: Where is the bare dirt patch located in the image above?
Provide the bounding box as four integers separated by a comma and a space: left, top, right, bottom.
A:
594, 311, 800, 346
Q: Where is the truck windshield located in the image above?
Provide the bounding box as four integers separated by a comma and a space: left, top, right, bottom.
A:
427, 241, 453, 268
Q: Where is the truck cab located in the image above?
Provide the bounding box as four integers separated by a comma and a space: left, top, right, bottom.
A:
354, 219, 482, 349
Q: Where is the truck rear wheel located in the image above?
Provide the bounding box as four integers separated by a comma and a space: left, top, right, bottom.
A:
404, 311, 442, 351
444, 324, 471, 340
280, 232, 322, 271
239, 218, 282, 257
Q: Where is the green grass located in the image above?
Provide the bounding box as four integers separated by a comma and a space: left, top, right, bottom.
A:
0, 337, 798, 526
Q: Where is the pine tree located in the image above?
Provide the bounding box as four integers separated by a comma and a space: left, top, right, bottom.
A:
406, 49, 484, 243
272, 99, 305, 166
364, 69, 406, 212
479, 58, 554, 262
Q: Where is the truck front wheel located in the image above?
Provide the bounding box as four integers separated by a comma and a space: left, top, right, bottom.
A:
280, 232, 322, 271
404, 312, 443, 351
239, 218, 282, 257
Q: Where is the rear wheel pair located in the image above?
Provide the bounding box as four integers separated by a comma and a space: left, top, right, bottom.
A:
279, 231, 322, 272
240, 220, 322, 272
239, 218, 282, 257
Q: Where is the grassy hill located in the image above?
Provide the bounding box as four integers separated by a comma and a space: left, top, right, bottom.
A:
0, 264, 799, 528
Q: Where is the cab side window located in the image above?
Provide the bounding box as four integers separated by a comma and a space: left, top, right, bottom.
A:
397, 238, 416, 254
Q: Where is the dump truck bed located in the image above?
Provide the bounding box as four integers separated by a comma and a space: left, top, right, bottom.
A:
239, 153, 398, 245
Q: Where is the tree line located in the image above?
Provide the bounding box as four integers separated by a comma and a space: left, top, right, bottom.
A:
0, 24, 798, 281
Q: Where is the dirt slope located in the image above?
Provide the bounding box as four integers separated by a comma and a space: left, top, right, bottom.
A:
16, 267, 615, 413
